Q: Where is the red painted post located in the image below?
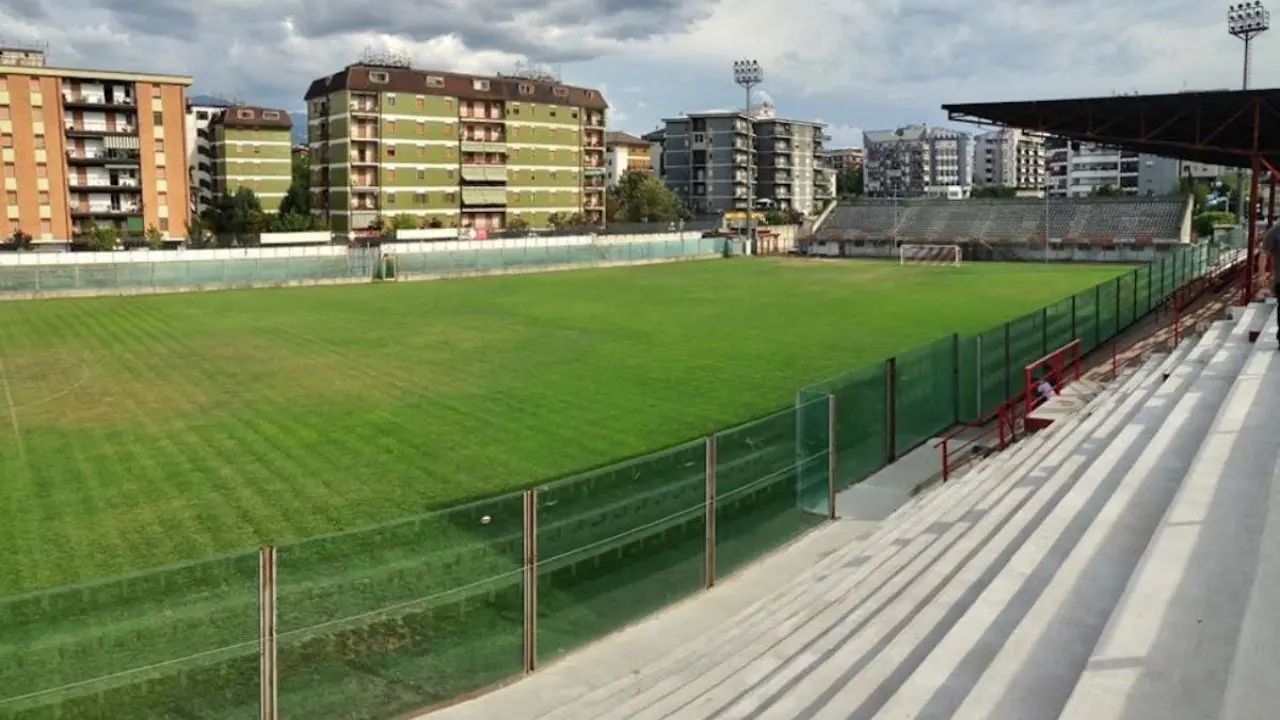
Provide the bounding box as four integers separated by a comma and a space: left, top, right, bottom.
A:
998, 404, 1007, 450
941, 438, 950, 482
1111, 344, 1118, 380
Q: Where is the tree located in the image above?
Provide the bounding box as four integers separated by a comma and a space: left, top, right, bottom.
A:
426, 217, 444, 229
204, 187, 265, 235
763, 208, 804, 225
185, 220, 215, 249
269, 212, 312, 232
144, 225, 164, 250
391, 214, 419, 230
606, 170, 683, 223
3, 228, 32, 251
86, 226, 119, 252
836, 168, 863, 198
507, 216, 530, 233
1193, 211, 1236, 239
971, 185, 1018, 199
278, 154, 311, 218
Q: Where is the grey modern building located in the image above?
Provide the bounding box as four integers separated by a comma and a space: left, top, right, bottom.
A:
863, 124, 973, 198
1045, 138, 1226, 198
660, 108, 833, 216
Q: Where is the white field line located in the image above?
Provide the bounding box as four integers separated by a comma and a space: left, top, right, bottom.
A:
0, 354, 23, 459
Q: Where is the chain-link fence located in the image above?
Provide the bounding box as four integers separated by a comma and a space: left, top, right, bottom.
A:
0, 244, 1230, 719
391, 237, 725, 280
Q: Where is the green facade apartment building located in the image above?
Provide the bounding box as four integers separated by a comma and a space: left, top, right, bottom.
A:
304, 61, 608, 233
209, 106, 293, 212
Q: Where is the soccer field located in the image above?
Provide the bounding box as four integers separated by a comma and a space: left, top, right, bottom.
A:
0, 258, 1126, 596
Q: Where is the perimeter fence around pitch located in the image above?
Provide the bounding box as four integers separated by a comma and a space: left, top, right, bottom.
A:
0, 235, 727, 299
0, 244, 1228, 720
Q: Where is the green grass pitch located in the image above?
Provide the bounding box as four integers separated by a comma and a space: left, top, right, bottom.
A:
0, 258, 1127, 597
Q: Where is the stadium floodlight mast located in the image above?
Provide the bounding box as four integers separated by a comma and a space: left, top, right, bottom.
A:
734, 59, 763, 250
1228, 2, 1269, 230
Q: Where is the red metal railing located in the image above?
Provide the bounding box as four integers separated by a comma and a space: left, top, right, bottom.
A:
1023, 339, 1083, 418
937, 400, 1024, 482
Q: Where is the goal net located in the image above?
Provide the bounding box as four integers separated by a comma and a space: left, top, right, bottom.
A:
899, 243, 963, 267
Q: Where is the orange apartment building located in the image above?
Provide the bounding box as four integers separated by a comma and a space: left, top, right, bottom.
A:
0, 47, 192, 246
604, 131, 655, 186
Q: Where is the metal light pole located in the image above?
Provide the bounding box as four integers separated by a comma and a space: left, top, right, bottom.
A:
1228, 2, 1269, 236
734, 59, 762, 250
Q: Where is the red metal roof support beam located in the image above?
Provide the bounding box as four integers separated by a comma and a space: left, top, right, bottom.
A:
1247, 99, 1263, 304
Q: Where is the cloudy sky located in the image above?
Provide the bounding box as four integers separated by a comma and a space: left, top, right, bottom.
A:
2, 0, 1277, 147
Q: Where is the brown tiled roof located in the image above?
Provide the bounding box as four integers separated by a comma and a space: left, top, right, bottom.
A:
210, 106, 293, 130
304, 65, 608, 110
606, 131, 650, 147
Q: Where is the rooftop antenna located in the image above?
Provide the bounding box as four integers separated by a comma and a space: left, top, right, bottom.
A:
503, 60, 559, 84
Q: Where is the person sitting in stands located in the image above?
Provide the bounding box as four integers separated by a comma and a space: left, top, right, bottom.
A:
1267, 222, 1280, 345
1037, 373, 1058, 404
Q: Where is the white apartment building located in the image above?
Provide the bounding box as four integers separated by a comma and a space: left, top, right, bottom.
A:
1045, 138, 1226, 198
185, 102, 227, 218
973, 128, 1046, 195
862, 124, 972, 198
603, 131, 655, 186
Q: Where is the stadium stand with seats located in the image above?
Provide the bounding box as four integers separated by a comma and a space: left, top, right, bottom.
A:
473, 297, 1279, 720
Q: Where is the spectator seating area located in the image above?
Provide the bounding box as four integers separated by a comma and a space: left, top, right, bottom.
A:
818, 197, 1189, 244
502, 300, 1280, 720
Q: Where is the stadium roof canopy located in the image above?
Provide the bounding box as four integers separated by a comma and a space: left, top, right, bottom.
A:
942, 88, 1280, 171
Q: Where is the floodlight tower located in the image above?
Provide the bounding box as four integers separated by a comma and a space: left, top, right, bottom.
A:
734, 59, 762, 248
1228, 2, 1269, 230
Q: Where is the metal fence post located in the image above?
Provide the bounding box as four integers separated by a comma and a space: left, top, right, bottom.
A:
522, 489, 538, 673
951, 333, 961, 423
884, 357, 898, 463
1132, 268, 1139, 322
1003, 322, 1012, 402
704, 434, 717, 588
827, 394, 837, 520
258, 545, 278, 720
1070, 294, 1078, 345
1095, 283, 1102, 344
1115, 276, 1122, 333
1040, 307, 1048, 357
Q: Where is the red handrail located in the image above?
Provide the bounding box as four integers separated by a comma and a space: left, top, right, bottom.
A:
938, 399, 1023, 482
1023, 339, 1083, 418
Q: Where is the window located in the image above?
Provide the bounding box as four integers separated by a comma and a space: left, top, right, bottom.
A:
549, 150, 557, 161
586, 91, 596, 99
153, 111, 163, 125
571, 109, 579, 119
0, 77, 6, 91
414, 192, 427, 204
387, 192, 396, 203
417, 121, 425, 136
386, 168, 397, 181
263, 111, 280, 120
4, 191, 15, 205
253, 146, 261, 154
387, 146, 396, 157
519, 83, 534, 95
159, 217, 169, 232
370, 71, 390, 84
415, 96, 426, 110
444, 146, 454, 160
33, 135, 44, 149
40, 219, 52, 235
35, 163, 46, 178
386, 120, 396, 133
37, 191, 49, 205
157, 166, 166, 179
29, 107, 42, 122
417, 168, 425, 180
446, 169, 455, 180
1, 163, 13, 177
0, 134, 9, 149
426, 76, 445, 88
158, 191, 167, 205
510, 105, 520, 115
549, 109, 556, 118
155, 138, 164, 152
445, 191, 456, 202
472, 79, 490, 91
237, 109, 253, 119
196, 110, 209, 120
152, 85, 162, 98
416, 145, 425, 158
29, 77, 40, 91
553, 86, 568, 98
444, 98, 453, 111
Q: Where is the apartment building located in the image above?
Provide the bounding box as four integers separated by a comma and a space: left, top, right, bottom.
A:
973, 128, 1045, 195
186, 101, 228, 219
1045, 138, 1218, 197
208, 106, 293, 212
604, 131, 654, 185
661, 108, 831, 215
862, 124, 972, 198
304, 60, 607, 233
0, 46, 191, 244
823, 147, 863, 173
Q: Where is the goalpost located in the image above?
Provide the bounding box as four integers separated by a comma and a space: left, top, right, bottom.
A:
899, 243, 963, 267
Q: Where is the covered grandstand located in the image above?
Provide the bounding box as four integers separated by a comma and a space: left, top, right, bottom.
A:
811, 196, 1192, 262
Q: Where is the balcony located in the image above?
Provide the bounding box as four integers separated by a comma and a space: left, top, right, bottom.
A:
460, 139, 507, 153
350, 100, 379, 116
65, 122, 136, 137
583, 165, 605, 176
350, 153, 378, 165
584, 176, 605, 189
68, 179, 142, 193
584, 112, 605, 128
66, 149, 141, 166
350, 129, 379, 141
460, 107, 505, 122
461, 188, 507, 206
461, 165, 507, 183
62, 93, 135, 111
70, 204, 141, 217
350, 178, 378, 192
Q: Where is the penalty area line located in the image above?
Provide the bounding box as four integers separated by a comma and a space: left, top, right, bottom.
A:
0, 355, 24, 460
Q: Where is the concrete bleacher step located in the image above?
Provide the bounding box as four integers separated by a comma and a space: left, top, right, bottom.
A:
1059, 302, 1280, 720
647, 355, 1167, 720
875, 308, 1252, 720
542, 368, 1153, 720
769, 352, 1181, 720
